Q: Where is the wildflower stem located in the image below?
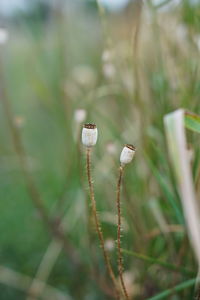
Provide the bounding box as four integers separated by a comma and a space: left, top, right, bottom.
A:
86, 147, 120, 299
117, 165, 130, 300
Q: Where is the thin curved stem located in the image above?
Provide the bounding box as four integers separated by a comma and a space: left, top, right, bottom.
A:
117, 165, 130, 300
147, 277, 198, 300
86, 147, 120, 299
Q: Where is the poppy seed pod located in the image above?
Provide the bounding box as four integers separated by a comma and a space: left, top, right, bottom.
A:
120, 144, 136, 165
82, 123, 98, 147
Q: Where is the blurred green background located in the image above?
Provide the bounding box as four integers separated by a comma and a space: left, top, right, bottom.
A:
0, 0, 200, 299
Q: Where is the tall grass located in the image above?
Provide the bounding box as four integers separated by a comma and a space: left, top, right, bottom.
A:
0, 0, 200, 299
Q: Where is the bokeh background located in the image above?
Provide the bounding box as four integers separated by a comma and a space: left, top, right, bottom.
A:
0, 0, 200, 299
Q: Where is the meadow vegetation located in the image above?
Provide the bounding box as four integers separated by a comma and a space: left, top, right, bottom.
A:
0, 0, 200, 299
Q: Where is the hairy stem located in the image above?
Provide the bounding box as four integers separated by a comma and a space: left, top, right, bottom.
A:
117, 165, 130, 300
86, 147, 120, 299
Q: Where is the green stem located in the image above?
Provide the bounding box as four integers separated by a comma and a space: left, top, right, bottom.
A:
147, 277, 198, 300
122, 249, 194, 276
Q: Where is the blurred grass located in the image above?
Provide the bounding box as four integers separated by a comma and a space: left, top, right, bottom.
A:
0, 0, 200, 299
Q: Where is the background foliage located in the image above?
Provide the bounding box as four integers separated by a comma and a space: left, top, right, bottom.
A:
0, 0, 200, 299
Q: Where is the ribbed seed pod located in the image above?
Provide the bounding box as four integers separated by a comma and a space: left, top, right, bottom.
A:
82, 123, 98, 147
120, 144, 136, 165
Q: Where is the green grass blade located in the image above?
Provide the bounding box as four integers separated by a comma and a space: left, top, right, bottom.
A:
147, 278, 198, 300
145, 154, 183, 224
185, 111, 200, 134
122, 249, 194, 276
164, 109, 200, 267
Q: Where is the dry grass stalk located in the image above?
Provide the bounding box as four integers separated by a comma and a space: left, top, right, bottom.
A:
0, 265, 68, 300
116, 145, 136, 300
116, 165, 130, 300
86, 147, 120, 299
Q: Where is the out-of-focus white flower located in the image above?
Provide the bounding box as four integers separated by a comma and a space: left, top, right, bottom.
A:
102, 49, 113, 63
120, 144, 136, 165
0, 28, 9, 45
103, 63, 116, 79
106, 142, 117, 154
74, 109, 86, 123
104, 238, 115, 251
122, 271, 140, 297
82, 123, 98, 147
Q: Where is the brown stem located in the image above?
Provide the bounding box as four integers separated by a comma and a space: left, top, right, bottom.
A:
117, 165, 130, 300
86, 147, 120, 299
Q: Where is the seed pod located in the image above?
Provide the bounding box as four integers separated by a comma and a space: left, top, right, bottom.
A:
82, 123, 98, 147
120, 144, 136, 165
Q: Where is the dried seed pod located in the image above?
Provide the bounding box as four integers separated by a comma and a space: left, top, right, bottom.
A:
82, 123, 98, 147
120, 144, 136, 165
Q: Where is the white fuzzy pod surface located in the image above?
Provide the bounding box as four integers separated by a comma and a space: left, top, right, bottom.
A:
82, 127, 98, 147
120, 145, 135, 165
